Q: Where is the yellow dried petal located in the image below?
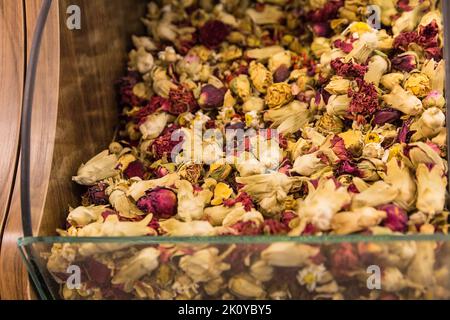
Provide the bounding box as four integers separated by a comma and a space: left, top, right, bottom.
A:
249, 61, 273, 94
132, 82, 150, 100
117, 154, 137, 171
349, 22, 372, 35
387, 143, 403, 162
265, 83, 293, 109
404, 73, 431, 98
338, 130, 363, 153
365, 132, 381, 144
211, 183, 233, 205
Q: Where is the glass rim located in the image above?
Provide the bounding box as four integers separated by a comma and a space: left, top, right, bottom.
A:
17, 233, 450, 246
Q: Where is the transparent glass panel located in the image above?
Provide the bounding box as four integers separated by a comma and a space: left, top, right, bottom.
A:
18, 235, 450, 300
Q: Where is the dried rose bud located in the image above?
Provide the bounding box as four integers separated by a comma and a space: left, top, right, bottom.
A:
265, 83, 294, 109
416, 163, 446, 216
357, 159, 382, 181
230, 74, 251, 101
311, 37, 332, 57
336, 161, 361, 177
137, 188, 177, 219
198, 20, 230, 49
404, 73, 431, 98
123, 160, 146, 179
372, 108, 401, 125
249, 61, 273, 94
84, 182, 109, 205
198, 85, 226, 110
312, 22, 331, 37
273, 65, 290, 83
377, 204, 408, 232
154, 165, 169, 178
316, 114, 344, 134
338, 130, 363, 157
383, 85, 423, 116
422, 90, 446, 109
391, 53, 417, 72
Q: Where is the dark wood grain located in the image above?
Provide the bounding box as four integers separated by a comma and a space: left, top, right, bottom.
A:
40, 0, 147, 236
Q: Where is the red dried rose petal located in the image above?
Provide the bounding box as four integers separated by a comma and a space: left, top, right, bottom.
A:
306, 0, 344, 23
377, 204, 408, 232
372, 108, 401, 125
331, 59, 368, 78
124, 160, 146, 179
333, 39, 354, 53
330, 243, 361, 277
152, 125, 182, 160
393, 31, 419, 51
167, 86, 198, 115
331, 136, 351, 161
302, 223, 317, 235
263, 219, 290, 235
117, 71, 147, 107
391, 54, 416, 72
348, 79, 379, 118
198, 20, 230, 49
281, 210, 296, 226
136, 96, 171, 125
418, 20, 440, 49
398, 118, 414, 143
231, 220, 263, 235
85, 182, 109, 206
223, 192, 255, 211
83, 258, 111, 286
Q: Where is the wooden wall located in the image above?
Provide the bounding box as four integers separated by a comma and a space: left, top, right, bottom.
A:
0, 0, 25, 251
0, 0, 147, 299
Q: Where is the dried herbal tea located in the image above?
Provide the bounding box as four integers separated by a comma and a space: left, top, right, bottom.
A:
46, 0, 450, 300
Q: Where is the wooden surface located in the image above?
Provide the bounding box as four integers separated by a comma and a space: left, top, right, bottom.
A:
0, 0, 60, 300
40, 0, 147, 236
0, 0, 147, 299
0, 0, 25, 249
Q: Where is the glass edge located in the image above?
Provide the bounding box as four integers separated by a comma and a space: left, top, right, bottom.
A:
17, 244, 51, 300
17, 233, 450, 247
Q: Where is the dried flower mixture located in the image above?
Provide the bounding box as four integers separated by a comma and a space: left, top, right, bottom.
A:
48, 0, 450, 300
